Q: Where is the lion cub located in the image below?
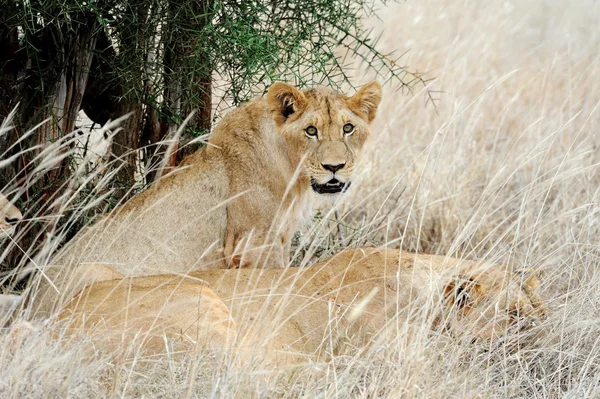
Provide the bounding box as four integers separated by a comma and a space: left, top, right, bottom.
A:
32, 82, 382, 315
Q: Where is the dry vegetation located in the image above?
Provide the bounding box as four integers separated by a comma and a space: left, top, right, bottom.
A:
2, 0, 600, 397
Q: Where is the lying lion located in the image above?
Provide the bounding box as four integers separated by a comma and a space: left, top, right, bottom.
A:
33, 81, 383, 316
59, 248, 545, 366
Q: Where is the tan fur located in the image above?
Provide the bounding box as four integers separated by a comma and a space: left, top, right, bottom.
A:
32, 82, 382, 316
59, 248, 546, 366
0, 192, 22, 240
60, 272, 236, 355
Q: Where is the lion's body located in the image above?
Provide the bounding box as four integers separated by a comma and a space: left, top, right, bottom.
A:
60, 272, 236, 355
33, 82, 383, 316
60, 248, 545, 365
47, 147, 230, 275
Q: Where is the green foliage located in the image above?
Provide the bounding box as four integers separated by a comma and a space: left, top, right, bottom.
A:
6, 0, 431, 130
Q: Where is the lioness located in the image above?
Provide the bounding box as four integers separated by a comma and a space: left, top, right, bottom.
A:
60, 248, 545, 366
33, 82, 382, 315
1, 192, 23, 315
0, 192, 22, 240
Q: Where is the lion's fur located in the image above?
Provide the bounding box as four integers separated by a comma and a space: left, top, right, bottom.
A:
32, 82, 382, 316
60, 274, 235, 355
60, 247, 546, 366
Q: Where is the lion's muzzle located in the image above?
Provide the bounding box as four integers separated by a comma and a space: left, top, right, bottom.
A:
310, 178, 351, 194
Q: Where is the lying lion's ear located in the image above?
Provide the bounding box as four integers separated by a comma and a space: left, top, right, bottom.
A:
525, 274, 540, 290
348, 81, 383, 123
514, 269, 540, 291
267, 82, 308, 126
513, 269, 540, 290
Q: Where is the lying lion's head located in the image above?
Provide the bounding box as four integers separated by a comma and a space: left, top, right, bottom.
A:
267, 81, 382, 195
442, 266, 546, 341
0, 193, 22, 240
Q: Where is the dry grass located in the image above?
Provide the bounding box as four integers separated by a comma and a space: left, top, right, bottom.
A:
2, 0, 600, 397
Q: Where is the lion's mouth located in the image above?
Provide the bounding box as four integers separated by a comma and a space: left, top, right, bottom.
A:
310, 178, 351, 194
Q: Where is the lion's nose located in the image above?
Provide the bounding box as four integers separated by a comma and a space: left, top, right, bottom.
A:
322, 163, 345, 173
5, 215, 22, 226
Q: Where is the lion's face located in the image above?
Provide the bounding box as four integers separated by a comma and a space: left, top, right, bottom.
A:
267, 82, 382, 195
0, 193, 22, 240
443, 267, 546, 340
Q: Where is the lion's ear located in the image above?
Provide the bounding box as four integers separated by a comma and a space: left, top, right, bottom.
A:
513, 269, 538, 286
513, 269, 541, 294
348, 81, 382, 123
524, 274, 540, 290
267, 82, 308, 126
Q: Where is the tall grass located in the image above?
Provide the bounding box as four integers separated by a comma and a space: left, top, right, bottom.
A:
2, 0, 600, 397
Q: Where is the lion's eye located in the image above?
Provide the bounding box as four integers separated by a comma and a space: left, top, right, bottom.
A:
342, 123, 354, 135
509, 308, 522, 320
305, 126, 318, 138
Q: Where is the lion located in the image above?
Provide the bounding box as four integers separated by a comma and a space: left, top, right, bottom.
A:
31, 81, 383, 316
1, 192, 23, 316
0, 192, 22, 240
59, 248, 546, 366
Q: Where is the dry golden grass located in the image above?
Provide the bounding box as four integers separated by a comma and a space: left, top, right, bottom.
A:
2, 0, 600, 397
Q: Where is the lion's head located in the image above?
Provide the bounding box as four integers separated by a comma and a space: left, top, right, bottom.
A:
442, 266, 546, 341
267, 81, 382, 195
0, 193, 22, 240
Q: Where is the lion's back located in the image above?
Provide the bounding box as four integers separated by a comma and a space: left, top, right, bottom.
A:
32, 150, 230, 316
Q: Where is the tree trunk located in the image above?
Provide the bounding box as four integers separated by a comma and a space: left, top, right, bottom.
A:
144, 0, 214, 183
0, 13, 99, 273
176, 71, 212, 164
110, 102, 143, 201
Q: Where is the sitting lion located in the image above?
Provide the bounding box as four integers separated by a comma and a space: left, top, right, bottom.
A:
32, 82, 383, 316
59, 248, 546, 366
